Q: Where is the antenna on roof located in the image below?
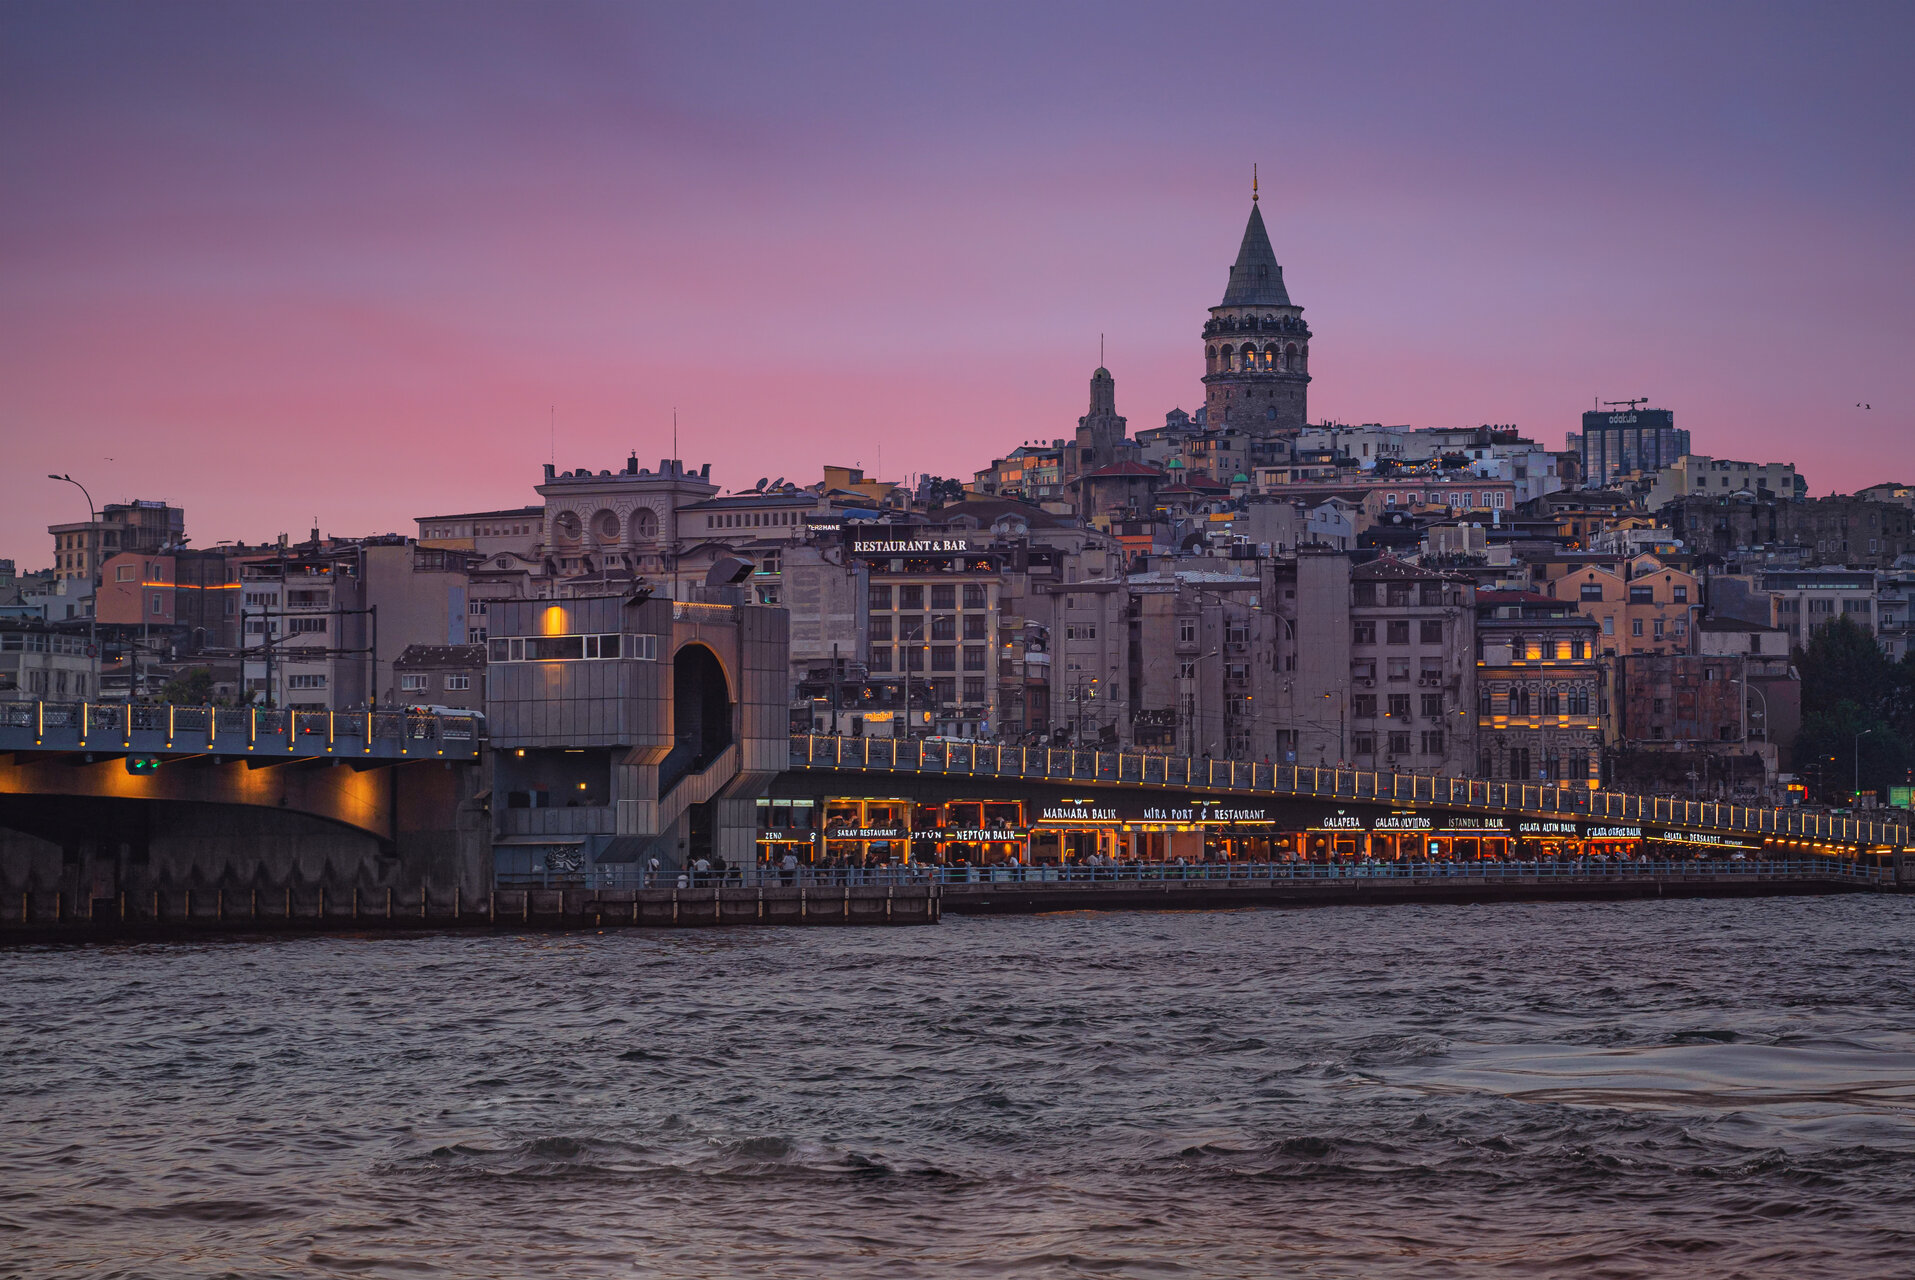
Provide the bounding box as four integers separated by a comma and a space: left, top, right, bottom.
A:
673, 407, 678, 466
549, 405, 555, 466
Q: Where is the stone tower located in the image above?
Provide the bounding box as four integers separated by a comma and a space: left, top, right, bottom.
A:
1202, 187, 1310, 434
1070, 365, 1128, 477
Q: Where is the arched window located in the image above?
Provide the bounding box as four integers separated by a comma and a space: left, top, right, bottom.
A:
631, 507, 659, 541
593, 509, 621, 543
1219, 344, 1234, 371
1285, 342, 1300, 371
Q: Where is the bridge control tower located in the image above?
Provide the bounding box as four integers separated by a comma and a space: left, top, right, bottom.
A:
484, 593, 789, 880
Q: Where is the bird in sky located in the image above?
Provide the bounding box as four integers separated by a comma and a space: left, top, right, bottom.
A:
1856, 402, 1871, 409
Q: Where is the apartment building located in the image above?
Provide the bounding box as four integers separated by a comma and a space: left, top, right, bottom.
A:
1555, 554, 1701, 656
1473, 591, 1604, 785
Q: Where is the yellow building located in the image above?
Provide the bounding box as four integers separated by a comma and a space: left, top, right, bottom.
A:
1558, 554, 1701, 657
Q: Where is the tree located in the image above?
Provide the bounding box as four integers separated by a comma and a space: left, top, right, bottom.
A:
161, 666, 215, 705
1793, 616, 1914, 802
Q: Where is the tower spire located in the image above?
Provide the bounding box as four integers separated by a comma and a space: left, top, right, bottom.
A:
1253, 163, 1258, 203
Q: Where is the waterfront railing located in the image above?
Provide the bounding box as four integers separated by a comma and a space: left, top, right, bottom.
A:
498, 856, 1894, 891
788, 735, 1912, 852
0, 700, 482, 759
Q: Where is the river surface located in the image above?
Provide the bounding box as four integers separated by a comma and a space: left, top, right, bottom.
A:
3, 898, 1914, 1278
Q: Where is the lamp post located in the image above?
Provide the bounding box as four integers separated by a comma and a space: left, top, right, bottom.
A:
899, 614, 952, 740
1855, 727, 1873, 804
47, 473, 100, 698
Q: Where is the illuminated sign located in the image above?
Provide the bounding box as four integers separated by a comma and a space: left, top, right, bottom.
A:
1653, 830, 1759, 849
1517, 820, 1580, 836
1318, 815, 1363, 830
1373, 814, 1434, 831
1142, 804, 1270, 824
912, 829, 1022, 842
824, 827, 906, 840
850, 537, 971, 554
1040, 805, 1118, 823
1586, 826, 1643, 839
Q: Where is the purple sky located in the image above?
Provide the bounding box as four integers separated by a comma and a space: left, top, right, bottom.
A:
3, 1, 1911, 561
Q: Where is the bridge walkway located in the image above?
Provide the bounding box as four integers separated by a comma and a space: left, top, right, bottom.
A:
789, 735, 1911, 854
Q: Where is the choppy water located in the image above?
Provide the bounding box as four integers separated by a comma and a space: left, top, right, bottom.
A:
4, 898, 1914, 1278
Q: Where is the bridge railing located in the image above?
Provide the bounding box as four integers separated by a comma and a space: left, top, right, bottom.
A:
788, 735, 1912, 850
1, 701, 482, 759
500, 856, 1892, 892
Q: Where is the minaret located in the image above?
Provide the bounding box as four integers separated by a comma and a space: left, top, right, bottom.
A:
1201, 170, 1311, 434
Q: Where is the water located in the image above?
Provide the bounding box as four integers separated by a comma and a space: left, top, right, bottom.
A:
3, 898, 1913, 1278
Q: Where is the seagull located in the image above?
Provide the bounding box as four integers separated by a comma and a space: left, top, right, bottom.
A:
1856, 403, 1871, 409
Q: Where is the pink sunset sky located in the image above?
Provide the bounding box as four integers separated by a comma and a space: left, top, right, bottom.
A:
3, 1, 1911, 560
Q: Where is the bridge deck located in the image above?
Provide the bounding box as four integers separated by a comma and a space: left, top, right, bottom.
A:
1, 701, 482, 762
789, 735, 1911, 852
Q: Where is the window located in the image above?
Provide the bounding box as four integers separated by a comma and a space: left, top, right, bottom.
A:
1387, 584, 1411, 607
287, 617, 327, 634
931, 585, 955, 611
487, 634, 654, 662
1354, 734, 1377, 754
1179, 621, 1197, 644
931, 616, 956, 641
1419, 620, 1443, 644
288, 674, 327, 690
869, 585, 892, 611
931, 678, 956, 705
116, 565, 136, 582
1673, 586, 1688, 603
1510, 687, 1532, 715
151, 594, 163, 615
1387, 731, 1412, 755
1579, 583, 1603, 602
468, 600, 489, 615
1353, 694, 1377, 718
931, 646, 956, 671
1603, 617, 1615, 636
1479, 687, 1492, 715
1632, 618, 1644, 637
869, 648, 892, 672
1420, 730, 1444, 755
964, 584, 988, 609
1387, 658, 1411, 681
1509, 746, 1530, 779
963, 647, 986, 671
1568, 689, 1590, 715
870, 616, 892, 642
400, 674, 428, 692
1387, 693, 1411, 718
1652, 697, 1666, 713
1421, 693, 1443, 716
964, 614, 987, 640
903, 646, 924, 671
1066, 624, 1096, 640
1542, 690, 1561, 714
899, 585, 923, 610
1387, 620, 1410, 645
1352, 621, 1376, 644
963, 677, 986, 702
1653, 618, 1665, 639
445, 675, 470, 690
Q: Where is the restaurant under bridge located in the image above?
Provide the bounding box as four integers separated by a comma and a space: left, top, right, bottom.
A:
765, 735, 1912, 870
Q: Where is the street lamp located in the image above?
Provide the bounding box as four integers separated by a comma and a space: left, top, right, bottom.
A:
47, 473, 100, 697
899, 614, 952, 740
1855, 727, 1873, 804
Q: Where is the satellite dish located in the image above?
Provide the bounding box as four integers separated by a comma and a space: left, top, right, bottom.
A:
770, 477, 785, 490
754, 477, 768, 491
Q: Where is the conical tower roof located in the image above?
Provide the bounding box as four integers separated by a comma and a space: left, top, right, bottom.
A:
1220, 202, 1292, 307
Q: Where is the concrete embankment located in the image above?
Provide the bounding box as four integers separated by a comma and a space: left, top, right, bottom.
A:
0, 882, 938, 941
938, 872, 1888, 915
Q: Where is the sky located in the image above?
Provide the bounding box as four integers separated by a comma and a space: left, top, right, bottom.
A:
3, 0, 1912, 562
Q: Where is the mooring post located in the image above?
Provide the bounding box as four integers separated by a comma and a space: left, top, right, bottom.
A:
386, 887, 392, 920
420, 881, 427, 920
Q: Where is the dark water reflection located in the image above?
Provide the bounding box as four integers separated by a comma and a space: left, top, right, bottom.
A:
4, 897, 1914, 1277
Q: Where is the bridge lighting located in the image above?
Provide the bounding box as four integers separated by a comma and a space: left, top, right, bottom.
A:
125, 755, 162, 775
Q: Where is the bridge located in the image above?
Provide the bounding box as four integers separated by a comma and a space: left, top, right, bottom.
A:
0, 701, 482, 762
784, 734, 1913, 857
